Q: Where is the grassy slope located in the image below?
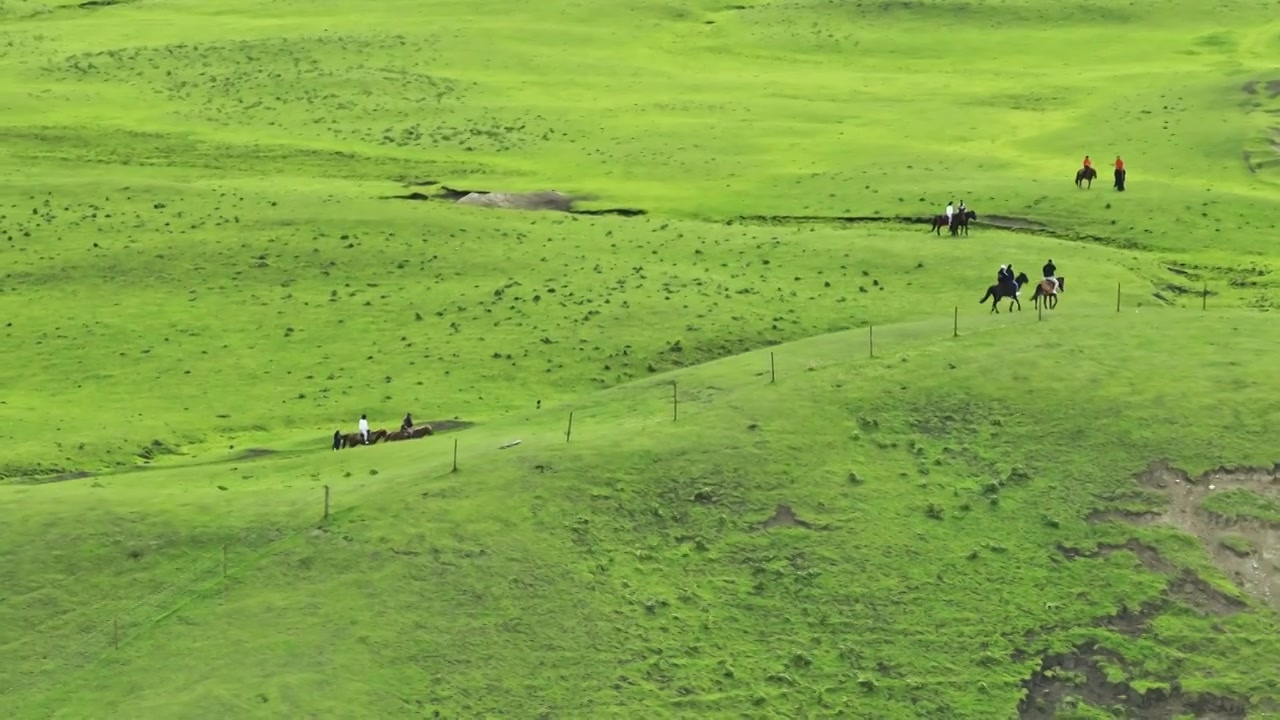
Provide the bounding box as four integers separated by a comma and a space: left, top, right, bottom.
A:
2, 0, 1280, 716
4, 310, 1280, 717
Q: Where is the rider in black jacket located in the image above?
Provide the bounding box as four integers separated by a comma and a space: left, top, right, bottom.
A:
1042, 260, 1058, 293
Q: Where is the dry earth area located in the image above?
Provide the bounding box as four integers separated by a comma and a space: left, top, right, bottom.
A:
1090, 460, 1279, 612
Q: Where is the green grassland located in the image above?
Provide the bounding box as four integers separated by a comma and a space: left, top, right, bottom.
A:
2, 0, 1279, 716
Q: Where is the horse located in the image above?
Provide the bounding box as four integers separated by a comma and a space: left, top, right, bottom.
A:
930, 209, 977, 236
1032, 276, 1065, 310
1075, 166, 1097, 189
341, 428, 387, 448
384, 424, 434, 442
950, 209, 977, 236
979, 272, 1029, 313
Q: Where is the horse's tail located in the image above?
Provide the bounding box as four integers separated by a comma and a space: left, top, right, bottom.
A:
979, 288, 992, 304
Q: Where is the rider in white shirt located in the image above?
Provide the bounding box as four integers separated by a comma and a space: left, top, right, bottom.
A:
945, 201, 954, 224
358, 414, 370, 443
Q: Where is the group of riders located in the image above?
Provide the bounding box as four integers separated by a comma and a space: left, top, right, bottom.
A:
334, 411, 417, 449
998, 259, 1058, 296
1082, 154, 1126, 191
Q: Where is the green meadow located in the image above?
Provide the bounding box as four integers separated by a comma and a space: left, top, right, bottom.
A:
1, 0, 1278, 717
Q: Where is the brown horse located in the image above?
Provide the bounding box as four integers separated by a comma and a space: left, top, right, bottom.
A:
1075, 166, 1097, 189
384, 424, 435, 442
341, 428, 387, 448
1032, 276, 1065, 310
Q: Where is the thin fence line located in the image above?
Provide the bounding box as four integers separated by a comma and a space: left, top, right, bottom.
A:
0, 479, 360, 699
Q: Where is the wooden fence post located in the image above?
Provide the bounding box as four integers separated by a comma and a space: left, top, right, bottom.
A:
672, 382, 678, 422
323, 485, 331, 520
1202, 282, 1207, 311
869, 325, 875, 358
953, 306, 958, 337
452, 438, 459, 472
565, 411, 573, 442
770, 352, 776, 384
1116, 282, 1121, 312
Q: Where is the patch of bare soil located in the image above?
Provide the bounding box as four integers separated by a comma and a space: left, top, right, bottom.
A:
423, 419, 474, 433
1093, 460, 1279, 612
1097, 601, 1162, 637
980, 214, 1049, 230
761, 504, 812, 529
384, 185, 647, 216
20, 470, 97, 485
457, 190, 576, 211
1018, 641, 1248, 720
1057, 539, 1244, 616
237, 448, 277, 460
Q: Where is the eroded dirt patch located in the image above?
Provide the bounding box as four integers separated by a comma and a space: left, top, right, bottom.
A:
981, 214, 1049, 230
761, 504, 812, 529
1091, 460, 1279, 612
1057, 539, 1243, 616
383, 185, 646, 216
424, 419, 475, 434
1017, 641, 1248, 720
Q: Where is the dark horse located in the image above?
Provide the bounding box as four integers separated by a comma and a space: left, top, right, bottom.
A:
1075, 166, 1097, 189
1032, 276, 1065, 310
930, 209, 977, 236
979, 272, 1029, 313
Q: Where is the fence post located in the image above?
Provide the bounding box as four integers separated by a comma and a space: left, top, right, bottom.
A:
770, 352, 776, 383
869, 325, 874, 358
672, 382, 678, 422
1202, 282, 1207, 311
1038, 300, 1042, 322
222, 544, 228, 579
1116, 282, 1121, 313
452, 438, 459, 472
323, 485, 331, 520
953, 306, 958, 337
565, 411, 573, 442
113, 618, 119, 650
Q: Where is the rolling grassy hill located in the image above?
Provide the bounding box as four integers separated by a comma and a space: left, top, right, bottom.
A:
1, 0, 1278, 716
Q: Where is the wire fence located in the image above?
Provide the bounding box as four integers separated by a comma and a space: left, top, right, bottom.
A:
1, 280, 1218, 704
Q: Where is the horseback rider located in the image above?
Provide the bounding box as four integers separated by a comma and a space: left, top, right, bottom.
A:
1082, 155, 1092, 171
999, 263, 1019, 295
958, 199, 967, 215
998, 264, 1016, 293
1039, 257, 1059, 292
402, 412, 414, 432
358, 413, 369, 443
1042, 259, 1058, 294
945, 200, 954, 225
